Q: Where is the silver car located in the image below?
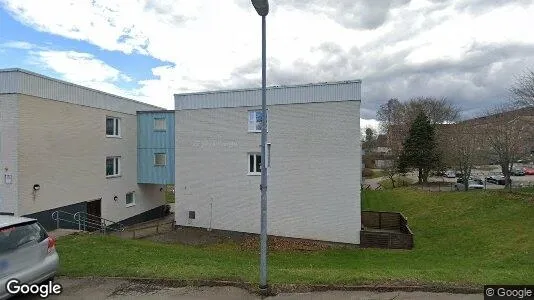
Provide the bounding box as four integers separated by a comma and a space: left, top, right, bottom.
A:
0, 215, 59, 299
454, 178, 485, 190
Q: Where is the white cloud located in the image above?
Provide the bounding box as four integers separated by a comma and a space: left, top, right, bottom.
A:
2, 0, 534, 117
0, 40, 36, 50
26, 49, 143, 101
31, 50, 131, 82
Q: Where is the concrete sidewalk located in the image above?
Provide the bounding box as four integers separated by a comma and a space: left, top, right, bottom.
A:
19, 277, 483, 300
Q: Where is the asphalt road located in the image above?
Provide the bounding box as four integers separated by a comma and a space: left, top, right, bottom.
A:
14, 278, 483, 300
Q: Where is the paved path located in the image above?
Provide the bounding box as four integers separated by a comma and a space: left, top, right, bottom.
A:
17, 278, 483, 300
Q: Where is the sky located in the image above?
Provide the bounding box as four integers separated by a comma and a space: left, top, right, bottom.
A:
1, 0, 534, 133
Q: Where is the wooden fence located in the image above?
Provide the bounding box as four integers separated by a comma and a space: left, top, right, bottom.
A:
361, 210, 414, 249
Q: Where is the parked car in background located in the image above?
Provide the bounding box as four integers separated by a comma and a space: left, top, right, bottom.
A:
0, 215, 59, 299
523, 167, 534, 175
511, 168, 525, 176
455, 177, 485, 190
434, 170, 445, 176
485, 174, 511, 185
444, 170, 456, 178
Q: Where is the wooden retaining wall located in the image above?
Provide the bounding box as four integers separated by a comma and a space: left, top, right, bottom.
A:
361, 211, 414, 249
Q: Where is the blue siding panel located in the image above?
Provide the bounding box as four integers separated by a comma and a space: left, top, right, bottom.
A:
137, 149, 175, 184
137, 112, 175, 184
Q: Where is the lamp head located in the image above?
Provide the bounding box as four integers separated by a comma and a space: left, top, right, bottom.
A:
251, 0, 269, 16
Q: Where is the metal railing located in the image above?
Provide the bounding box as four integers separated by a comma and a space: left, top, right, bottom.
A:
51, 210, 79, 229
51, 210, 125, 233
73, 212, 125, 233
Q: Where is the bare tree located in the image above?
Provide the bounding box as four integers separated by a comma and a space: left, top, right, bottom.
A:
376, 99, 403, 187
480, 105, 534, 190
377, 97, 461, 183
382, 159, 400, 188
377, 97, 460, 149
442, 123, 483, 191
510, 70, 534, 107
403, 97, 460, 125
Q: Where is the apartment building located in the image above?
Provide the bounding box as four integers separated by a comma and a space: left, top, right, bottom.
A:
0, 69, 167, 230
173, 81, 362, 244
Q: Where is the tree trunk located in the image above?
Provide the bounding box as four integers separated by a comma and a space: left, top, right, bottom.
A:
418, 168, 423, 184
501, 163, 512, 191
422, 169, 430, 183
463, 168, 471, 191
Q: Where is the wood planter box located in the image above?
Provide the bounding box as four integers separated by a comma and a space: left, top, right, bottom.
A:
361, 210, 414, 249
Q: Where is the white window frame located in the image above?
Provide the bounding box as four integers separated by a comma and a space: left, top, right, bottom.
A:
154, 118, 166, 131
106, 156, 121, 178
248, 110, 268, 133
125, 191, 136, 207
106, 116, 121, 138
154, 153, 167, 166
247, 153, 262, 176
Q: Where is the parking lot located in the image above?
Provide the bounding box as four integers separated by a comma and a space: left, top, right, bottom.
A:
365, 165, 534, 191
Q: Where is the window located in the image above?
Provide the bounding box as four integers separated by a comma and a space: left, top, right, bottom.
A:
248, 110, 268, 132
0, 221, 48, 255
126, 192, 135, 207
154, 153, 167, 166
248, 153, 262, 175
106, 117, 121, 137
154, 118, 166, 131
106, 156, 121, 177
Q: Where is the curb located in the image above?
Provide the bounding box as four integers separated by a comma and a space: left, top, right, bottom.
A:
57, 276, 483, 295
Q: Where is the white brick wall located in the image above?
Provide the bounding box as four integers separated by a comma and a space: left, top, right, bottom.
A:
0, 94, 19, 215
175, 101, 361, 244
16, 94, 164, 221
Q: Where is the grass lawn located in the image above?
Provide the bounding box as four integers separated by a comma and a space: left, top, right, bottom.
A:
56, 188, 534, 287
164, 188, 174, 203
378, 176, 414, 189
363, 169, 384, 179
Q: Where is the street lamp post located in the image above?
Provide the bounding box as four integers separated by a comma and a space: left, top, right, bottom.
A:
251, 0, 269, 292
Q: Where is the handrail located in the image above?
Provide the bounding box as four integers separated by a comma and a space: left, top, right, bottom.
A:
73, 211, 125, 233
47, 210, 127, 233
51, 210, 79, 229
75, 211, 123, 227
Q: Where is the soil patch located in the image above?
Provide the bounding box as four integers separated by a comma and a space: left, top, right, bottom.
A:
141, 226, 356, 251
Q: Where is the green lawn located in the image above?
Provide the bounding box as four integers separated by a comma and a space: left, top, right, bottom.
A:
56, 188, 534, 287
378, 176, 414, 189
363, 169, 384, 179
165, 191, 174, 203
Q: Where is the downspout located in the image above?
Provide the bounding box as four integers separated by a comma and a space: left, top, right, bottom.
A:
208, 197, 213, 231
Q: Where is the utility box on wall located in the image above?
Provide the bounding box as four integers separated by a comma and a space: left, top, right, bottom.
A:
137, 111, 175, 184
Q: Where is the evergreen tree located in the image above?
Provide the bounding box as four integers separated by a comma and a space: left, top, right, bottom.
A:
398, 111, 439, 183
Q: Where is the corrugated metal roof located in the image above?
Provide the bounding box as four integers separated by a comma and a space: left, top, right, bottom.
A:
174, 80, 362, 110
0, 68, 163, 115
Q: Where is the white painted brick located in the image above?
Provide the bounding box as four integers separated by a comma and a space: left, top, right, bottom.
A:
0, 94, 19, 215
16, 94, 165, 221
175, 101, 361, 244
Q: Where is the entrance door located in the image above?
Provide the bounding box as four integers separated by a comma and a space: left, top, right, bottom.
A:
86, 199, 102, 231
